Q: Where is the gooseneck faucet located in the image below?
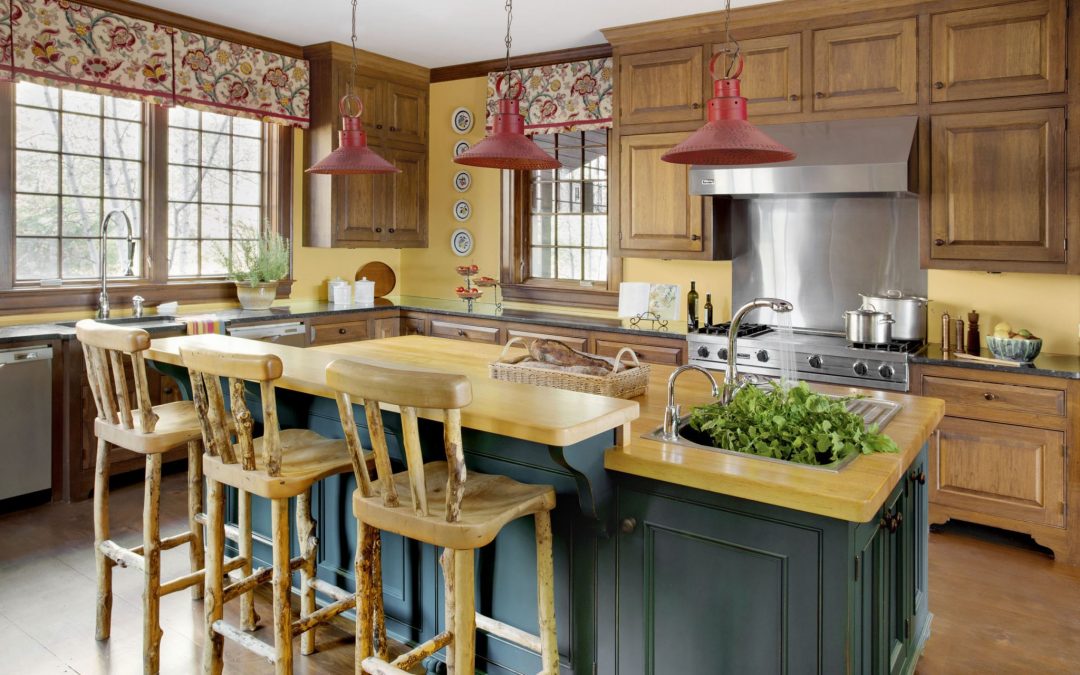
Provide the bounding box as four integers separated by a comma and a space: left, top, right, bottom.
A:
97, 210, 135, 319
661, 365, 720, 441
723, 297, 795, 405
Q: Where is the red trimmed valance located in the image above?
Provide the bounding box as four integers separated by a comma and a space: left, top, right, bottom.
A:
0, 0, 309, 128
485, 57, 613, 135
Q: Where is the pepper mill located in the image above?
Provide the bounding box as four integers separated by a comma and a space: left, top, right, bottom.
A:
954, 318, 966, 354
966, 310, 981, 356
941, 310, 951, 352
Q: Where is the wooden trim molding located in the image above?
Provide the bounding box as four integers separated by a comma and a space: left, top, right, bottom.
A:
430, 44, 613, 83
0, 280, 293, 316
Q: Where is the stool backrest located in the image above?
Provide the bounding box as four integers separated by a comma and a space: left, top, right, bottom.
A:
75, 320, 158, 433
180, 345, 284, 475
325, 359, 473, 523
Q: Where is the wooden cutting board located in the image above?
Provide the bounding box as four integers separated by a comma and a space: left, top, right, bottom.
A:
356, 261, 396, 297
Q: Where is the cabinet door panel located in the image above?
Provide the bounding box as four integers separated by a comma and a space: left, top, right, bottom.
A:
930, 109, 1065, 263
813, 19, 917, 110
619, 47, 704, 125
386, 82, 427, 145
335, 173, 382, 243
720, 34, 802, 117
618, 132, 703, 253
930, 417, 1065, 527
353, 75, 385, 130
931, 0, 1065, 102
380, 147, 427, 246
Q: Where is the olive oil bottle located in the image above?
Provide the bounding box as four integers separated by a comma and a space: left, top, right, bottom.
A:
687, 281, 699, 330
704, 293, 714, 326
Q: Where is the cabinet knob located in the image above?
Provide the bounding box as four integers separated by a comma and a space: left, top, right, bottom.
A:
910, 469, 926, 485
388, 228, 396, 233
690, 234, 701, 241
389, 126, 398, 132
983, 392, 997, 401
788, 94, 799, 101
690, 102, 701, 110
620, 517, 637, 534
815, 91, 826, 99
934, 238, 945, 246
338, 328, 347, 335
934, 81, 945, 90
375, 227, 383, 233
163, 387, 173, 396
458, 329, 467, 337
375, 124, 383, 129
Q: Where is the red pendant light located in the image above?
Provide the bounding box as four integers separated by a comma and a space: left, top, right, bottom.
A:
662, 2, 795, 167
306, 0, 398, 175
454, 0, 560, 171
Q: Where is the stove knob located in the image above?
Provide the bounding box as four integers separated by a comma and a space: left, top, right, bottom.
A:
756, 349, 770, 363
879, 364, 894, 379
697, 346, 710, 358
853, 361, 869, 376
717, 348, 729, 361
807, 355, 823, 369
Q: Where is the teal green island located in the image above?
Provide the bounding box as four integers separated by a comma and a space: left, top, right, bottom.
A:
148, 334, 945, 675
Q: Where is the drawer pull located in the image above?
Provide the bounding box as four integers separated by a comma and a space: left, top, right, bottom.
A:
910, 469, 926, 485
388, 228, 396, 233
934, 238, 945, 246
375, 124, 383, 129
458, 329, 467, 337
983, 392, 997, 401
339, 328, 348, 335
788, 94, 799, 101
620, 517, 637, 534
690, 102, 701, 110
389, 125, 398, 131
375, 227, 382, 233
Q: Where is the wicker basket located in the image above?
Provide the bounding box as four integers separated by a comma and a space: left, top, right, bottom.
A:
489, 337, 650, 399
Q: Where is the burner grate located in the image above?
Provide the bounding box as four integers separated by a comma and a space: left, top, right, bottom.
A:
700, 322, 773, 338
849, 339, 925, 353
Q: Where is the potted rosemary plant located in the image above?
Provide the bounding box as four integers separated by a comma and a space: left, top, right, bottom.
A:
223, 231, 290, 310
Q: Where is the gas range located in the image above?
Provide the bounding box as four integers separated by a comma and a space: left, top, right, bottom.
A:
687, 323, 924, 392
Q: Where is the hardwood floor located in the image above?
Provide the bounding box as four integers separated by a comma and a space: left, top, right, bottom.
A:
2, 473, 1079, 673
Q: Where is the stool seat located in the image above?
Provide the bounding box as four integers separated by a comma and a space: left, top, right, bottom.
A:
204, 429, 359, 499
94, 400, 203, 454
355, 461, 555, 550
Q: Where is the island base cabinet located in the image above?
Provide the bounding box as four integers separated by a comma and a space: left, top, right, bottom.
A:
603, 447, 929, 675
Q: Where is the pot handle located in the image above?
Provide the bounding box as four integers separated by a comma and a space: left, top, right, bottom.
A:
879, 317, 895, 324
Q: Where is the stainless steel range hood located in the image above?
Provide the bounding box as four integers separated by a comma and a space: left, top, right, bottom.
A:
690, 116, 918, 197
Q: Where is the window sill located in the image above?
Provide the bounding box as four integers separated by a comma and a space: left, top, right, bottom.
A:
0, 279, 293, 316
500, 280, 618, 310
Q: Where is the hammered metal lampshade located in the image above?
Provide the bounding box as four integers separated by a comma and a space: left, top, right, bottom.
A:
454, 98, 560, 171
307, 96, 399, 175
662, 58, 795, 166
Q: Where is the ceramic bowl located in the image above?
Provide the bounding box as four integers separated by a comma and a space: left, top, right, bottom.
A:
986, 335, 1042, 362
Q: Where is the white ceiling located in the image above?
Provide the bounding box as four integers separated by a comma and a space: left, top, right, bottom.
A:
150, 0, 772, 68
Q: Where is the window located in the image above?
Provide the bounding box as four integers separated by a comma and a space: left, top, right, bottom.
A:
0, 80, 292, 310
13, 83, 145, 282
167, 108, 264, 278
503, 129, 619, 308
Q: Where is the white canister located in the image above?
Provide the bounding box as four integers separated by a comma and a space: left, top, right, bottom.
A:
328, 278, 351, 305
354, 277, 375, 305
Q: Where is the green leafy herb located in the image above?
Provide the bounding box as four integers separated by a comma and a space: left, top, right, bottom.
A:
687, 381, 899, 466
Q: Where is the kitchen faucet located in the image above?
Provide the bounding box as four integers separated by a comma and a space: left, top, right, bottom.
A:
723, 297, 794, 405
661, 364, 720, 441
97, 210, 135, 319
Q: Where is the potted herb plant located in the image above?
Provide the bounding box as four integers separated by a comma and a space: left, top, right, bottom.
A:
222, 231, 290, 310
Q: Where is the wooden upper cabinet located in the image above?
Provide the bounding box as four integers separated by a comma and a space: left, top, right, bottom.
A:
931, 0, 1066, 102
718, 34, 802, 117
618, 132, 704, 254
812, 19, 917, 111
930, 109, 1065, 264
353, 74, 385, 130
380, 146, 428, 246
619, 47, 704, 126
386, 82, 428, 146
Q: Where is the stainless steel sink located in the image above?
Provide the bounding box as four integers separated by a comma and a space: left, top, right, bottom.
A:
641, 396, 902, 472
58, 315, 180, 329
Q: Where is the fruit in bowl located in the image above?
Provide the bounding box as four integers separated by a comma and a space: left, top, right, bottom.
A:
474, 276, 497, 287
986, 322, 1042, 362
455, 265, 473, 277
455, 287, 483, 300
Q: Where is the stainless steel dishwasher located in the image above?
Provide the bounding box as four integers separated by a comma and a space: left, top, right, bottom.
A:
226, 321, 307, 346
0, 345, 53, 500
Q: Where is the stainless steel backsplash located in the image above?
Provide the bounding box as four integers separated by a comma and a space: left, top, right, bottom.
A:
730, 196, 926, 332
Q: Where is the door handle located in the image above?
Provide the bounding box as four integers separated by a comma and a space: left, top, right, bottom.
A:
620, 518, 637, 534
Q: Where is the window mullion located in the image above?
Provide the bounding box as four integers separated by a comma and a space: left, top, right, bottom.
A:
0, 83, 13, 289
147, 103, 169, 284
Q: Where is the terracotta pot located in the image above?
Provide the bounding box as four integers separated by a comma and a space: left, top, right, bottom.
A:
234, 281, 278, 310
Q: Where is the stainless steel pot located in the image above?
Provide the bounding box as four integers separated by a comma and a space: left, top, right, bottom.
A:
859, 290, 928, 341
843, 306, 894, 344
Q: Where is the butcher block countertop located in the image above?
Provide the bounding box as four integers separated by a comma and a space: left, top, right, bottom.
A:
148, 334, 943, 523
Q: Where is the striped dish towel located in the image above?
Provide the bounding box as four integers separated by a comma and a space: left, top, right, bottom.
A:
181, 316, 226, 335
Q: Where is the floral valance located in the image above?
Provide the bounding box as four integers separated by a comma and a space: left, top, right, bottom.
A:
485, 57, 613, 135
0, 0, 309, 128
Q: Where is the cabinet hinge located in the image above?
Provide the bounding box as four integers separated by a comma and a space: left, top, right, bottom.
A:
905, 617, 912, 640
854, 555, 861, 581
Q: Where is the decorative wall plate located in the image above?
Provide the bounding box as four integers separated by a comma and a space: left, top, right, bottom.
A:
453, 140, 470, 158
451, 107, 474, 134
453, 170, 472, 193
450, 228, 474, 257
453, 199, 472, 222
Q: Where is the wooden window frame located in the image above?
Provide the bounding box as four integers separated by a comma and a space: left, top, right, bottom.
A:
500, 132, 620, 310
0, 81, 294, 315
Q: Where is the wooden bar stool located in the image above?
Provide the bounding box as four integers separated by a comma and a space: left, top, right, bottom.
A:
325, 359, 559, 675
181, 344, 369, 674
75, 320, 208, 674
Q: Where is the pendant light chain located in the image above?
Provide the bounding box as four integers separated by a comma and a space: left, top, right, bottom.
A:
502, 0, 514, 99
349, 0, 359, 95
721, 0, 739, 78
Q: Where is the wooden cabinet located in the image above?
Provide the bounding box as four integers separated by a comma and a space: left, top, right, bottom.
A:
372, 317, 401, 339
401, 316, 426, 336
303, 43, 429, 249
931, 0, 1066, 102
308, 317, 370, 346
719, 34, 802, 117
429, 319, 501, 344
812, 19, 917, 111
618, 47, 704, 126
594, 337, 684, 366
617, 132, 706, 255
930, 109, 1066, 265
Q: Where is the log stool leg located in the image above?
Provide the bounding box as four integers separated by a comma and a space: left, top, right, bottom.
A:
355, 522, 376, 673
451, 549, 476, 675
143, 453, 164, 674
93, 438, 113, 641
298, 488, 318, 656
371, 530, 387, 661
238, 489, 259, 631
440, 547, 456, 675
203, 478, 226, 675
271, 497, 293, 675
186, 440, 204, 601
535, 511, 558, 674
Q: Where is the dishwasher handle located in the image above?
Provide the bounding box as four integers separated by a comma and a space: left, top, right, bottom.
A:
0, 346, 54, 365
227, 322, 305, 340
